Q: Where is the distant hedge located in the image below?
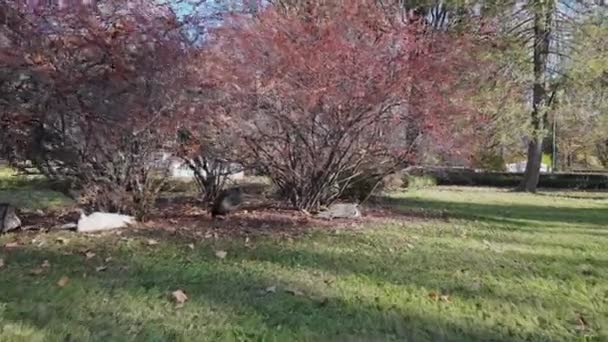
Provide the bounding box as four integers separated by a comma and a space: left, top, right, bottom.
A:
409, 167, 608, 190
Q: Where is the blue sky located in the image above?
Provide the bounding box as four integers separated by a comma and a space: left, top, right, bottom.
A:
164, 0, 259, 43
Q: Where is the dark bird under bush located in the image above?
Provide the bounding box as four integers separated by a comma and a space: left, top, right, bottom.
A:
211, 187, 242, 218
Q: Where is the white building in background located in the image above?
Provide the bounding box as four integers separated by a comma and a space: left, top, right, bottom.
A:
149, 152, 245, 181
505, 161, 551, 173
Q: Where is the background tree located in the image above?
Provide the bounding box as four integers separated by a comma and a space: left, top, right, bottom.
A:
553, 10, 608, 170
477, 0, 607, 190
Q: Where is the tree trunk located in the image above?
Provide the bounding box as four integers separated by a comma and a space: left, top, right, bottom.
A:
518, 0, 553, 192
520, 137, 543, 191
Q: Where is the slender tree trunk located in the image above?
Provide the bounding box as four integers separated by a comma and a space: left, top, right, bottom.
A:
520, 137, 543, 191
518, 0, 553, 192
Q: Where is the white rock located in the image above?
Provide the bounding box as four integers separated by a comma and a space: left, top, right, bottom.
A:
77, 211, 136, 233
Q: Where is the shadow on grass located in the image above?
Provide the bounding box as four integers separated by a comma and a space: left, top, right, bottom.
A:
243, 239, 608, 301
481, 232, 608, 251
0, 246, 561, 342
536, 189, 608, 201
371, 196, 608, 228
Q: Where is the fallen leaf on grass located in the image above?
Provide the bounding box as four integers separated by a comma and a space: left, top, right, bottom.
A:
31, 238, 46, 247
265, 285, 277, 293
104, 257, 113, 263
56, 237, 69, 244
187, 243, 195, 250
95, 266, 108, 272
41, 260, 51, 268
215, 250, 227, 259
185, 207, 206, 216
85, 252, 96, 259
171, 289, 188, 307
4, 242, 19, 248
0, 258, 4, 268
575, 312, 589, 331
30, 268, 45, 275
57, 276, 69, 287
147, 239, 159, 246
429, 291, 451, 303
34, 241, 47, 247
286, 288, 304, 296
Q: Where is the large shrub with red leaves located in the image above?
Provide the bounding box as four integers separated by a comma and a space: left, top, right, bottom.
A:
0, 1, 194, 219
198, 0, 481, 210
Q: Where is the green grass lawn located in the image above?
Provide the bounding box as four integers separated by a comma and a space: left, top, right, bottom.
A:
1, 186, 607, 341
0, 168, 72, 210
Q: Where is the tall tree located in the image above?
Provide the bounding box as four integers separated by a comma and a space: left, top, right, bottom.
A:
520, 0, 607, 190
518, 0, 555, 191
425, 0, 606, 190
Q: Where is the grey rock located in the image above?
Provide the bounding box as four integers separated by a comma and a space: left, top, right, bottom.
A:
316, 203, 361, 220
0, 203, 22, 233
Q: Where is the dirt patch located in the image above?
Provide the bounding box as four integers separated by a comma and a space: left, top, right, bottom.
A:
17, 207, 80, 231
8, 194, 423, 241
145, 196, 369, 240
